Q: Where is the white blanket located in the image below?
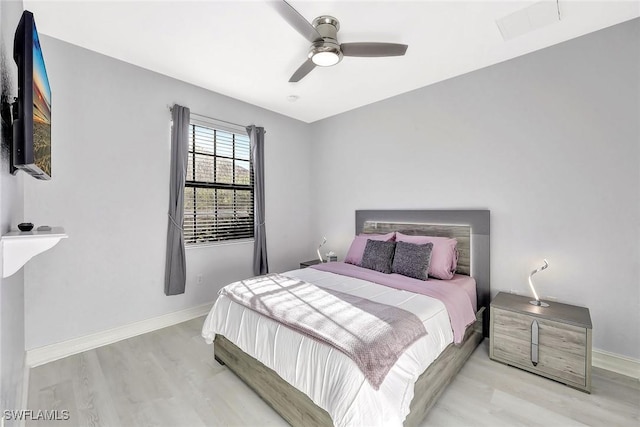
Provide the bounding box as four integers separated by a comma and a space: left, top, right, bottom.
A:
202, 267, 454, 426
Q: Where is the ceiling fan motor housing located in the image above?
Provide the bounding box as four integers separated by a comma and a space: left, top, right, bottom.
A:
309, 16, 343, 66
313, 16, 340, 38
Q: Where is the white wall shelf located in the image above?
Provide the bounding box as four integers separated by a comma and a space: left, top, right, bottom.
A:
1, 227, 68, 278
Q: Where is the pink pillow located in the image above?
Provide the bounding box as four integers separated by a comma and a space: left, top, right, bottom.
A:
395, 232, 458, 280
344, 232, 396, 266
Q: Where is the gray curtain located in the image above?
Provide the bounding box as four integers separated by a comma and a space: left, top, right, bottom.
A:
165, 104, 190, 295
247, 125, 268, 276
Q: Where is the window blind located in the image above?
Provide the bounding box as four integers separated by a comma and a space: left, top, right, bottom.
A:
184, 123, 254, 244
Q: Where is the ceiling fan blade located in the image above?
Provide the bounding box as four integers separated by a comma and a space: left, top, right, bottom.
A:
289, 59, 316, 82
341, 43, 408, 57
271, 0, 323, 43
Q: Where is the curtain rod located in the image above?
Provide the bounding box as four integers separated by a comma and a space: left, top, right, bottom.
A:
168, 105, 257, 131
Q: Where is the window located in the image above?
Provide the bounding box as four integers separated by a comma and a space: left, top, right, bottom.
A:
184, 120, 253, 244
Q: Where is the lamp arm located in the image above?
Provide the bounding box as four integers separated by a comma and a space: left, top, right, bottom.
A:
527, 276, 541, 302
317, 236, 327, 263
528, 259, 549, 302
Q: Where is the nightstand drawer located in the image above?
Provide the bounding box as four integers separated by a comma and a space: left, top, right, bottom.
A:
492, 308, 587, 387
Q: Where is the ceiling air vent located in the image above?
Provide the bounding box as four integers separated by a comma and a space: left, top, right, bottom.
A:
496, 1, 561, 41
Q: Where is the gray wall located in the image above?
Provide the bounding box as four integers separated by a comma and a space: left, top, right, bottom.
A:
309, 19, 640, 359
23, 36, 313, 349
0, 0, 26, 421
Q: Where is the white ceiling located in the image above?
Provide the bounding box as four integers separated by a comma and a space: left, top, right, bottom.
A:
24, 0, 639, 123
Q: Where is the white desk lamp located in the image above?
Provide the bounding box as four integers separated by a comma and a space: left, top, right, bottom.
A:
528, 259, 550, 307
317, 236, 327, 263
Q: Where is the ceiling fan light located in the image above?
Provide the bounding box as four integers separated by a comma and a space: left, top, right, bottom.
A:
309, 41, 342, 67
312, 51, 340, 67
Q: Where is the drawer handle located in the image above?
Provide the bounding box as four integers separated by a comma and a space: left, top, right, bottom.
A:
531, 320, 539, 366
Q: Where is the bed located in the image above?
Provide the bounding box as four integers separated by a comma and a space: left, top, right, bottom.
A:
202, 209, 490, 426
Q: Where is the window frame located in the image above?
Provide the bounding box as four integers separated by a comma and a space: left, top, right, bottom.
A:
183, 116, 254, 246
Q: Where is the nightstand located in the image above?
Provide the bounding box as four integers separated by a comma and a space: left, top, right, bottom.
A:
300, 259, 323, 269
490, 292, 592, 393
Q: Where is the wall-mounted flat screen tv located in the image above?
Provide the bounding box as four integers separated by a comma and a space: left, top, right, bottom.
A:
12, 10, 51, 180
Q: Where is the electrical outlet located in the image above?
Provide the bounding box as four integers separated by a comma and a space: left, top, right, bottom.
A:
196, 275, 203, 285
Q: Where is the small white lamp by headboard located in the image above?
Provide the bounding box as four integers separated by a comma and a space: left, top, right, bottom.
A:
528, 259, 550, 307
317, 236, 327, 263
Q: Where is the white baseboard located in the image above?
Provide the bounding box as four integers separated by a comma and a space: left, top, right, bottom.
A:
26, 302, 213, 368
593, 348, 640, 380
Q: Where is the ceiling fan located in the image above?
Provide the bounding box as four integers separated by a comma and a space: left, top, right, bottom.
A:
271, 0, 409, 82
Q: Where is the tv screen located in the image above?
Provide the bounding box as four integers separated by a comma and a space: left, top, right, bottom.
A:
12, 10, 51, 180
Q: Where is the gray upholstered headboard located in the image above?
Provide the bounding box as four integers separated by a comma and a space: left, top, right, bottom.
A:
355, 210, 490, 335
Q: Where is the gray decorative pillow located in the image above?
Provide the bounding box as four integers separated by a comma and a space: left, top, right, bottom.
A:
392, 241, 434, 281
360, 239, 396, 274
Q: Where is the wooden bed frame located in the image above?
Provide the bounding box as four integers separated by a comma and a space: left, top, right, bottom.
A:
214, 209, 490, 426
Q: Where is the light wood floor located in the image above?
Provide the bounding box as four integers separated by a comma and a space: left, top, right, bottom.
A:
28, 317, 639, 427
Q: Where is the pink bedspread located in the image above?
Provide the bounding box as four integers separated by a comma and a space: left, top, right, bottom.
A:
311, 262, 476, 344
444, 274, 478, 313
